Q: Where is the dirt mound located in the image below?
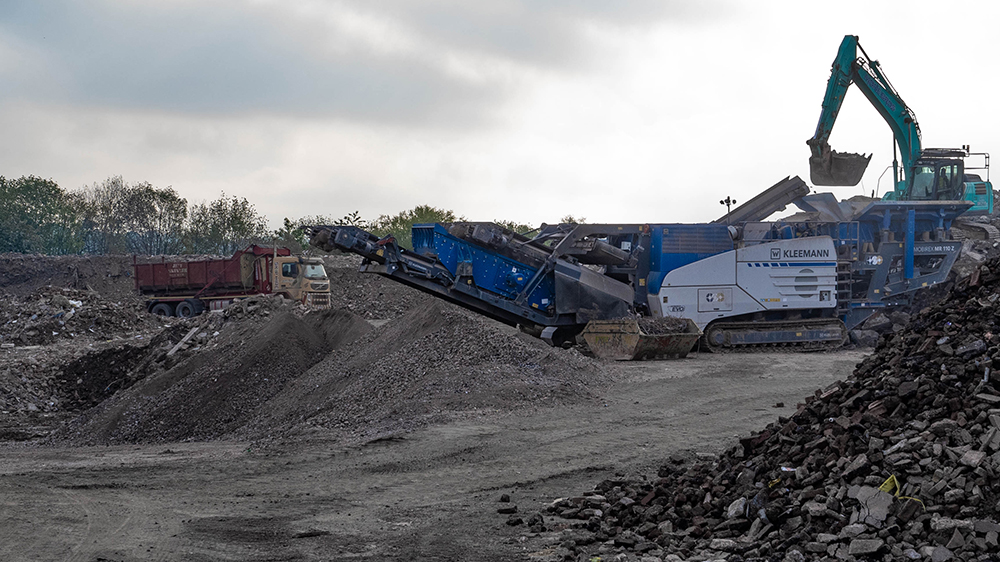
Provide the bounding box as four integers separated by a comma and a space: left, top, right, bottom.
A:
260, 301, 610, 442
539, 259, 1000, 561
58, 307, 372, 445
0, 253, 138, 300
53, 324, 189, 411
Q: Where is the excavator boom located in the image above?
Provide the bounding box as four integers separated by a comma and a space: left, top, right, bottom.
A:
807, 35, 920, 187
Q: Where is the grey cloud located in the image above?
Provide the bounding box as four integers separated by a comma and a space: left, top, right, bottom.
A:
0, 1, 733, 125
396, 0, 729, 65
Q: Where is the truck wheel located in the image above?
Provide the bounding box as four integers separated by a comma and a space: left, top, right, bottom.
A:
175, 301, 198, 318
151, 303, 174, 316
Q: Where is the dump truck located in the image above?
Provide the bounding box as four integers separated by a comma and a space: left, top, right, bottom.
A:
133, 245, 331, 317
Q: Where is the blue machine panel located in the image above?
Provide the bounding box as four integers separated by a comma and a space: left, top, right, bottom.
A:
412, 224, 556, 312
647, 224, 734, 294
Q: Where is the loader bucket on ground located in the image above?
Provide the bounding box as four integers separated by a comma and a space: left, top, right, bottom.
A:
809, 148, 871, 186
581, 318, 701, 360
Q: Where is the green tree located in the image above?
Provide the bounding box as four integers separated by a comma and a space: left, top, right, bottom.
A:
184, 192, 270, 254
493, 219, 535, 235
273, 217, 307, 253
77, 176, 130, 254
370, 205, 461, 250
0, 175, 83, 254
76, 177, 188, 254
333, 210, 367, 229
125, 183, 188, 255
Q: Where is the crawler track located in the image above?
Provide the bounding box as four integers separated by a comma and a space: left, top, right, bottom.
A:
952, 219, 1000, 241
703, 318, 848, 352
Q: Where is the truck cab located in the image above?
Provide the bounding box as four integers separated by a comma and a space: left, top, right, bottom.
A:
273, 256, 331, 307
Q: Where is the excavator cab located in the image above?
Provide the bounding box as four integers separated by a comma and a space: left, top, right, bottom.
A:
905, 159, 964, 201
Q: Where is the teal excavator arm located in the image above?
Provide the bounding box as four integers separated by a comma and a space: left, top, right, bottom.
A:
807, 35, 922, 188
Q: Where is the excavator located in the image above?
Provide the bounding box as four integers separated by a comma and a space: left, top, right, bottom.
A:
807, 35, 993, 219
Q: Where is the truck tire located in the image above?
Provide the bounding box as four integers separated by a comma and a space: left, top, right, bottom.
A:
175, 300, 198, 318
151, 303, 174, 316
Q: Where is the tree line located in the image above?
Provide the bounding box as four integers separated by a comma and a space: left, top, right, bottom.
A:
0, 174, 539, 256
0, 175, 271, 255
279, 206, 539, 251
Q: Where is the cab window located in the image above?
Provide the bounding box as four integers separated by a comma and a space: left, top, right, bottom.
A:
281, 263, 299, 277
936, 164, 960, 199
303, 264, 327, 279
909, 166, 935, 199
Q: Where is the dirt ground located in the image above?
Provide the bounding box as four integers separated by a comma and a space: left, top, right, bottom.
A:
0, 349, 864, 562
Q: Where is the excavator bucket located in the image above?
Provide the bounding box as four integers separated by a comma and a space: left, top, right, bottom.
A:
581, 317, 701, 360
809, 144, 872, 186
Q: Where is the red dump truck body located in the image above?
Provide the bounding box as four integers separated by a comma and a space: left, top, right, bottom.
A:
133, 245, 289, 296
134, 245, 301, 316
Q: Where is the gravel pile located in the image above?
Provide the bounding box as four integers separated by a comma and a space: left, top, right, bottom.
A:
56, 303, 371, 445
324, 264, 430, 320
532, 260, 1000, 562
52, 298, 609, 446
249, 300, 611, 443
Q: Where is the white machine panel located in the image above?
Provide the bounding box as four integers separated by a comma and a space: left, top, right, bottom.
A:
698, 288, 733, 312
736, 237, 837, 312
648, 237, 838, 329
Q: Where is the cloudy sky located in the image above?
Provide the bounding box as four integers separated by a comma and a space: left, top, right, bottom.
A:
2, 1, 998, 229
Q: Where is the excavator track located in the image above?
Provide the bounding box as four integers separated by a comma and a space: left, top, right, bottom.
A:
704, 318, 848, 352
952, 219, 1000, 241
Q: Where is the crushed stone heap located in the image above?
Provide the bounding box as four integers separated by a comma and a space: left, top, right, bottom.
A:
56, 299, 609, 447
537, 259, 1000, 562
253, 300, 609, 443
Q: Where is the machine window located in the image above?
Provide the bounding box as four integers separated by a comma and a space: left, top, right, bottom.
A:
303, 264, 327, 279
281, 263, 299, 277
934, 164, 961, 199
909, 166, 935, 199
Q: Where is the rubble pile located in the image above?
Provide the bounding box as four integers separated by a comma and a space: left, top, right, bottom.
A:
639, 316, 692, 335
0, 349, 65, 419
221, 293, 315, 320
536, 260, 1000, 562
0, 285, 174, 435
0, 286, 158, 346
